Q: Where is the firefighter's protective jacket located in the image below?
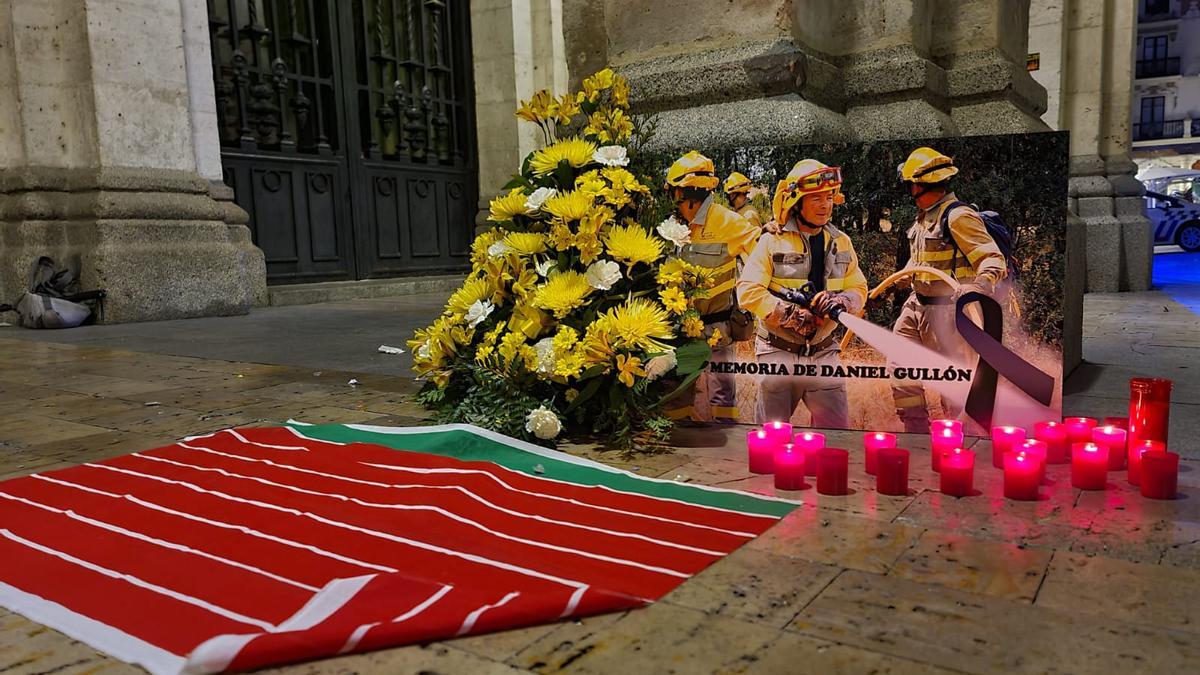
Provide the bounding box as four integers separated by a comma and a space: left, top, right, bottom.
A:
907, 192, 1007, 296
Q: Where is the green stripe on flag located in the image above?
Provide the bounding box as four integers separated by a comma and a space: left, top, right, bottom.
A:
287, 423, 798, 519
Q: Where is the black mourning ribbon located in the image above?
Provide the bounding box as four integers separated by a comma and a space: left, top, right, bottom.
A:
955, 292, 1055, 428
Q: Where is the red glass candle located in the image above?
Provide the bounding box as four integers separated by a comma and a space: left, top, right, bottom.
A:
1019, 439, 1048, 484
931, 419, 963, 436
863, 432, 896, 475
940, 447, 975, 497
990, 425, 1026, 469
1063, 417, 1097, 446
930, 428, 963, 472
773, 443, 807, 491
763, 421, 794, 447
1103, 416, 1128, 431
1091, 425, 1127, 471
794, 431, 824, 476
1128, 439, 1165, 486
1004, 451, 1041, 501
816, 448, 849, 496
1129, 378, 1172, 446
1033, 421, 1069, 464
747, 428, 775, 474
876, 447, 910, 496
1140, 450, 1179, 500
1070, 442, 1108, 490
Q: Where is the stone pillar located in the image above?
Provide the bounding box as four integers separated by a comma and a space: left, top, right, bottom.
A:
801, 0, 958, 141
1061, 0, 1150, 293
0, 0, 266, 322
1028, 0, 1069, 128
470, 0, 568, 225
932, 0, 1049, 133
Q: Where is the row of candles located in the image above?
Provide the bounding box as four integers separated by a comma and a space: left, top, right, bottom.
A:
746, 377, 1178, 501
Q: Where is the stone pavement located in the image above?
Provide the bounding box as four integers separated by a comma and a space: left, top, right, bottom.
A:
0, 259, 1198, 673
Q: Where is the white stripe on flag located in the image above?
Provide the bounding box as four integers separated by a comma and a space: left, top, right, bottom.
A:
275, 575, 375, 632
338, 583, 453, 655
457, 591, 520, 636
147, 451, 690, 579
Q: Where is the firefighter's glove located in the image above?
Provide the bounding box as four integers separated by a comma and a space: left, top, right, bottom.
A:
763, 219, 783, 235
810, 291, 850, 319
765, 302, 816, 342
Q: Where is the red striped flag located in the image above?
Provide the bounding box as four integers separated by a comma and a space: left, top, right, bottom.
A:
0, 424, 797, 674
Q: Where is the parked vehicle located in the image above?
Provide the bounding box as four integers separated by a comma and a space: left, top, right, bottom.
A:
1144, 189, 1200, 252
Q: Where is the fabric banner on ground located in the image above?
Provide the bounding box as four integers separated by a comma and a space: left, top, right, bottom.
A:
0, 424, 797, 674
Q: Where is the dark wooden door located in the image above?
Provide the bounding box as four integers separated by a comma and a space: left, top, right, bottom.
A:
208, 0, 475, 284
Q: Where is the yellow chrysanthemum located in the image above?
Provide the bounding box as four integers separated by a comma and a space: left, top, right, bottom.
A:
575, 170, 607, 196
471, 229, 505, 269
707, 328, 723, 347
553, 325, 579, 353
529, 138, 597, 176
659, 286, 688, 315
532, 270, 594, 318
593, 298, 675, 352
515, 90, 555, 123
554, 349, 585, 379
616, 354, 646, 388
488, 188, 528, 222
547, 221, 574, 251
605, 223, 664, 269
543, 190, 594, 223
682, 313, 704, 338
602, 167, 649, 194
504, 232, 547, 256
446, 277, 492, 317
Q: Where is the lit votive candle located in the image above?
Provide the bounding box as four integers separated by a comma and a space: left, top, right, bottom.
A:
1070, 442, 1108, 491
1128, 439, 1165, 486
763, 421, 794, 447
1004, 451, 1041, 501
746, 429, 776, 474
773, 443, 807, 491
816, 448, 850, 496
931, 419, 963, 436
1103, 416, 1129, 431
1140, 450, 1180, 500
794, 431, 825, 476
990, 425, 1026, 469
863, 432, 896, 476
1033, 421, 1069, 464
930, 428, 964, 472
1064, 417, 1098, 446
876, 447, 910, 496
1019, 439, 1048, 484
1091, 425, 1127, 471
940, 447, 975, 497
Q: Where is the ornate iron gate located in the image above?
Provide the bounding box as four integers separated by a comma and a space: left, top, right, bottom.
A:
208, 0, 475, 283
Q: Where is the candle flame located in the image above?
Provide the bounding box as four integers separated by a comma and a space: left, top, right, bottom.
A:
1003, 426, 1016, 433
942, 429, 954, 438
1102, 425, 1114, 433
875, 433, 885, 440
755, 430, 767, 439
803, 433, 814, 441
1083, 443, 1098, 453
1016, 452, 1027, 462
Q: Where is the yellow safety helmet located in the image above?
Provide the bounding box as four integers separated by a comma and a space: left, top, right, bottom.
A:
664, 151, 720, 191
723, 171, 752, 195
897, 147, 958, 184
771, 159, 845, 224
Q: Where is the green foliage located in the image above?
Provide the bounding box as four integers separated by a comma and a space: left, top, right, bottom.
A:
425, 366, 555, 447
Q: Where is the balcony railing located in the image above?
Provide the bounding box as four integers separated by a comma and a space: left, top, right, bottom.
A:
1134, 119, 1186, 141
1137, 57, 1181, 78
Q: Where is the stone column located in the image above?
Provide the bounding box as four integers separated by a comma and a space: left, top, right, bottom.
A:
1061, 0, 1150, 293
470, 0, 568, 225
932, 0, 1049, 133
0, 0, 266, 322
800, 0, 958, 141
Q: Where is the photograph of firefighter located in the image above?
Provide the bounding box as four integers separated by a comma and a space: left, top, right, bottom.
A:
662, 151, 761, 424
737, 160, 868, 428
723, 172, 764, 231
890, 147, 1008, 432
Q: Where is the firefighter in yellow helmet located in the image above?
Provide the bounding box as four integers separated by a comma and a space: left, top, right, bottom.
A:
737, 160, 867, 427
724, 172, 763, 231
662, 151, 761, 423
891, 146, 1007, 432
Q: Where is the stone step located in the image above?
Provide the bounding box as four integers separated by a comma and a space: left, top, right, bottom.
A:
268, 275, 465, 307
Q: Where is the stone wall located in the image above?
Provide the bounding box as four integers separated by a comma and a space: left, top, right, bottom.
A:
0, 0, 265, 323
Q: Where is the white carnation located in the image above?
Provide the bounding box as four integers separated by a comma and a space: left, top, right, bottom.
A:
416, 340, 432, 360
464, 299, 495, 327
656, 216, 691, 247
585, 259, 622, 290
533, 337, 556, 375
487, 240, 514, 258
525, 405, 562, 440
524, 187, 557, 212
644, 350, 677, 381
592, 145, 629, 167
535, 259, 556, 277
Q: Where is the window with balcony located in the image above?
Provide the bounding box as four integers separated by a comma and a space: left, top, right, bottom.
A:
1134, 96, 1186, 140
1142, 0, 1173, 20
1137, 35, 1180, 77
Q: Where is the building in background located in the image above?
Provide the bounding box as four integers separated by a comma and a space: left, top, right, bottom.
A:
1130, 0, 1200, 170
